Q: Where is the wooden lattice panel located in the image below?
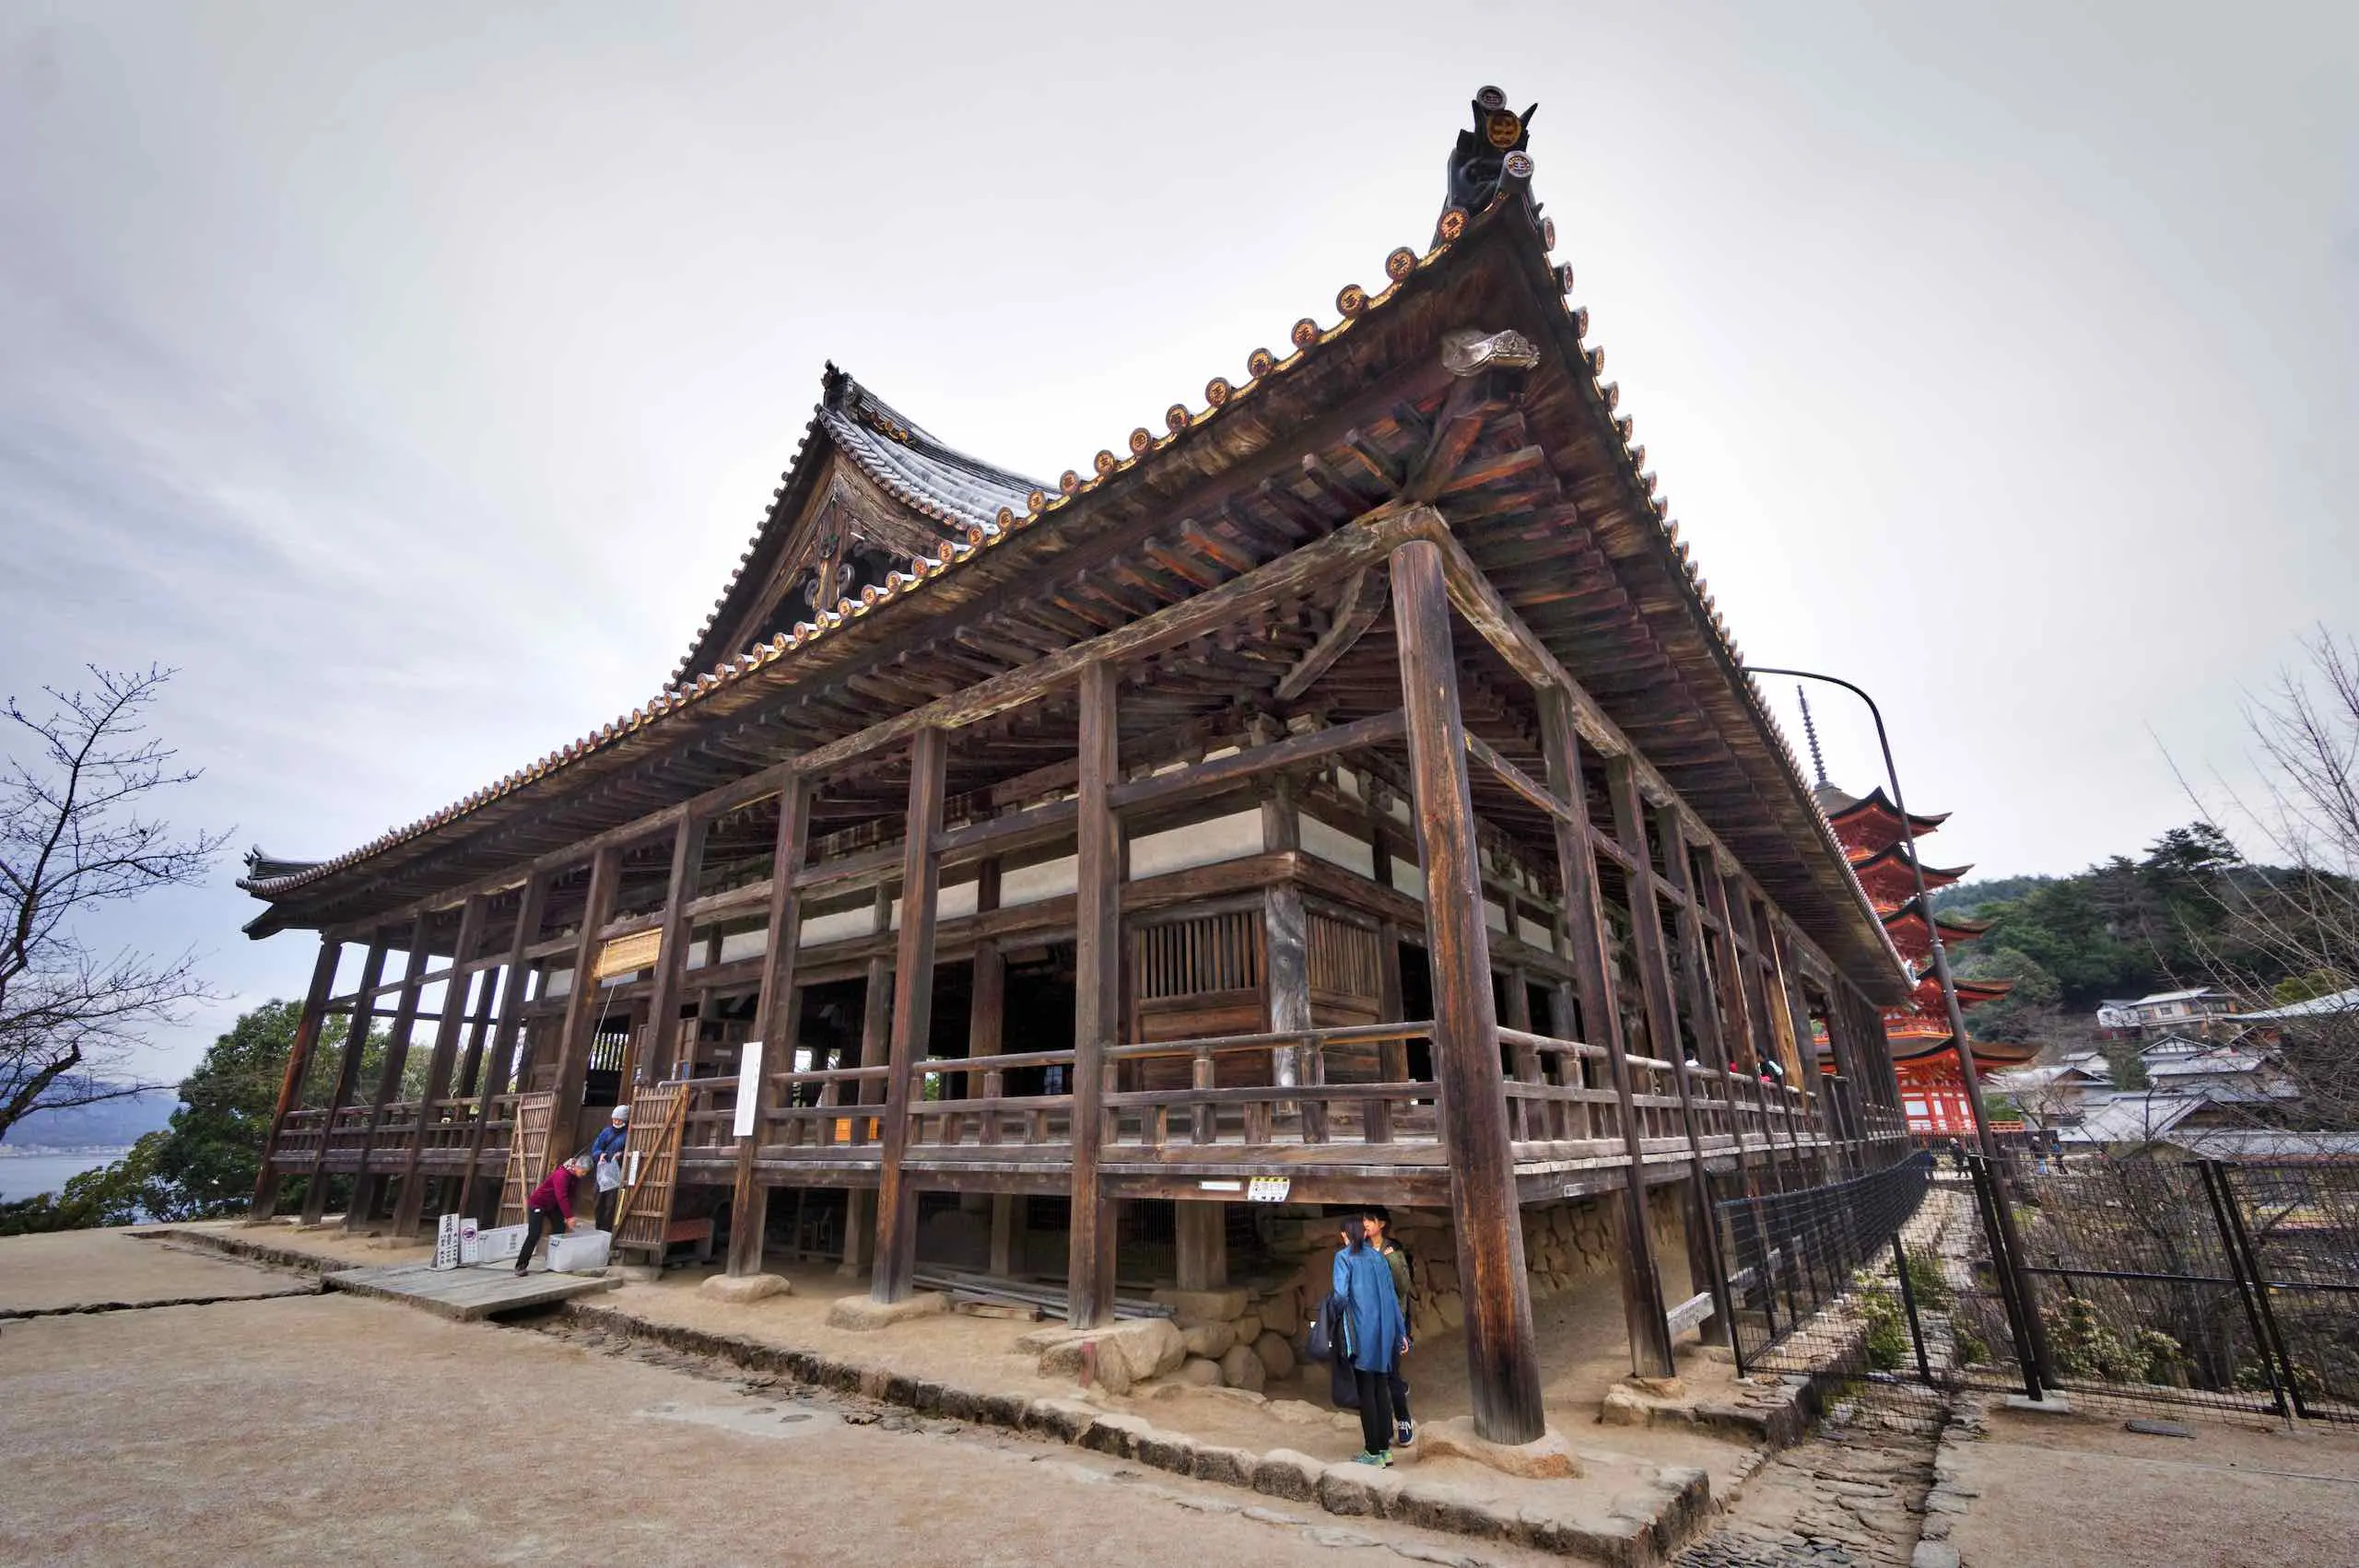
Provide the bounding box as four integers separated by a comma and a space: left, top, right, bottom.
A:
495, 1092, 557, 1228
608, 1083, 687, 1258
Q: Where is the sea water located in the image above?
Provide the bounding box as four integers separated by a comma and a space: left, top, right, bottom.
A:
0, 1150, 128, 1202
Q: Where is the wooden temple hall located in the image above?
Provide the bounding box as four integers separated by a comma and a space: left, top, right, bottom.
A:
242, 88, 1915, 1442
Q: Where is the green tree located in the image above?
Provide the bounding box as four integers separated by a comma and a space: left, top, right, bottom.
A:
0, 1000, 394, 1232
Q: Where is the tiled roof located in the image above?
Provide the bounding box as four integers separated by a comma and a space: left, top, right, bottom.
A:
668, 365, 1041, 684
236, 137, 1908, 992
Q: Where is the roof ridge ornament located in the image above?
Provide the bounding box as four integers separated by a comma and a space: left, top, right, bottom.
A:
1442, 86, 1537, 240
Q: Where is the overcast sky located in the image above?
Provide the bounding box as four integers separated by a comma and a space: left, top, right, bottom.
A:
4, 2, 2353, 1078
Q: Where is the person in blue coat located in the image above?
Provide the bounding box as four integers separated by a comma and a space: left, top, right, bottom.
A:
1332, 1209, 1408, 1465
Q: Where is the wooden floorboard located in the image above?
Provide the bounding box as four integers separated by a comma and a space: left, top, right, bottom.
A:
323, 1261, 618, 1321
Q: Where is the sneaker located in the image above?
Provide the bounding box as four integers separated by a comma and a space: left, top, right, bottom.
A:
512, 1263, 529, 1277
1352, 1450, 1386, 1466
1395, 1423, 1414, 1446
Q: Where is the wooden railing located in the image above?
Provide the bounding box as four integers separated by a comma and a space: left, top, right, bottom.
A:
272, 1107, 330, 1164
322, 1106, 375, 1165
1100, 1023, 1440, 1151
593, 1020, 1887, 1180
910, 1049, 1074, 1148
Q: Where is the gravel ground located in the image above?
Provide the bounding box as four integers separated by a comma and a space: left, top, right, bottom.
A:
0, 1235, 1568, 1568
0, 1229, 317, 1315
1943, 1405, 2359, 1568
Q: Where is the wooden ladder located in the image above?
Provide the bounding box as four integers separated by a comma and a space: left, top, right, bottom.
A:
607, 1083, 688, 1260
495, 1091, 557, 1228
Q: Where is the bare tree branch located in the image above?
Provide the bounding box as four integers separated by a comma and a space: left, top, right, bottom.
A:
0, 667, 225, 1142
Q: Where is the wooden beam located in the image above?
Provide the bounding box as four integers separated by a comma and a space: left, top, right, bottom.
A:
252, 939, 344, 1219
1273, 567, 1387, 701
1540, 690, 1674, 1378
547, 846, 623, 1162
728, 775, 808, 1277
642, 814, 710, 1082
302, 938, 387, 1226
791, 506, 1429, 785
390, 893, 489, 1236
481, 870, 551, 1101
346, 915, 434, 1234
1068, 659, 1120, 1328
1391, 537, 1544, 1445
873, 727, 945, 1305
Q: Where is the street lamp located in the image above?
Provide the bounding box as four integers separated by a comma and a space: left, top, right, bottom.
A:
1744, 663, 2057, 1387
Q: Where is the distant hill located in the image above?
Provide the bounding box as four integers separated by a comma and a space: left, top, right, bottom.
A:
1931, 875, 2058, 914
1, 1089, 179, 1151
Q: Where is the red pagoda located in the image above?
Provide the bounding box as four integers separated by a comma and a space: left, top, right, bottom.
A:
1801, 695, 2033, 1136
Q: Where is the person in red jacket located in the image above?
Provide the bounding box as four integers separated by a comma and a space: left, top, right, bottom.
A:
515, 1153, 593, 1276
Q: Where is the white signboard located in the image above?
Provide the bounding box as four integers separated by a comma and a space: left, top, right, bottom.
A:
1247, 1176, 1292, 1203
433, 1213, 461, 1270
733, 1038, 765, 1138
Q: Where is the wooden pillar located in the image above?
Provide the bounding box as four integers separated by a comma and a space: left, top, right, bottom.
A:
971, 862, 1019, 1276
1263, 883, 1310, 1087
391, 894, 489, 1236
873, 727, 946, 1305
251, 937, 344, 1219
346, 914, 434, 1233
643, 814, 710, 1082
1722, 881, 1795, 1184
547, 845, 624, 1166
1376, 918, 1408, 1083
1652, 813, 1738, 1343
1068, 659, 1121, 1329
1539, 689, 1675, 1379
839, 942, 893, 1277
303, 938, 388, 1225
482, 872, 552, 1102
1176, 1202, 1227, 1291
453, 946, 502, 1097
1608, 758, 1733, 1352
728, 778, 808, 1277
1391, 539, 1544, 1445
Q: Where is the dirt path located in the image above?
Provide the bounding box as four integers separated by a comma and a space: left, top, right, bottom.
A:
0, 1236, 1573, 1568
1942, 1405, 2359, 1568
0, 1229, 319, 1316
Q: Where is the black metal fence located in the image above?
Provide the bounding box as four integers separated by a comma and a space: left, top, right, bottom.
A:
1945, 1153, 2358, 1423
1713, 1152, 1936, 1379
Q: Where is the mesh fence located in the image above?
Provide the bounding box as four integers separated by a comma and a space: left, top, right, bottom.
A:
1713, 1153, 1935, 1380
2217, 1160, 2359, 1422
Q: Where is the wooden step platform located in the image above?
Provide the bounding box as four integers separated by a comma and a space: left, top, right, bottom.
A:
323, 1261, 619, 1322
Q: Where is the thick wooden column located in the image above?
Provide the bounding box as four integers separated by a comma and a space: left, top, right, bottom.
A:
346, 914, 434, 1233
391, 894, 489, 1236
548, 845, 624, 1159
453, 948, 502, 1097
1720, 881, 1796, 1183
1068, 659, 1121, 1328
971, 863, 1020, 1275
1652, 811, 1738, 1343
302, 938, 388, 1225
1263, 883, 1310, 1086
482, 872, 551, 1102
727, 778, 807, 1277
643, 815, 710, 1082
1540, 689, 1676, 1379
839, 941, 893, 1277
1392, 539, 1544, 1445
874, 727, 946, 1305
1176, 1202, 1227, 1291
251, 938, 344, 1219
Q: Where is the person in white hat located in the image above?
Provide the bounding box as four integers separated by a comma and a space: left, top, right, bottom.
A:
591, 1104, 629, 1231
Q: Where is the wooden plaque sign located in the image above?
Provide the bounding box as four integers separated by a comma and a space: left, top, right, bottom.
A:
596, 929, 663, 979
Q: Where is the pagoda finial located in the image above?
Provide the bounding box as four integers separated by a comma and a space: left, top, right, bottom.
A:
1798, 685, 1828, 789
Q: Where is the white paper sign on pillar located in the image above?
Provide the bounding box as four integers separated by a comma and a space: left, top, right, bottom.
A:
733, 1038, 765, 1138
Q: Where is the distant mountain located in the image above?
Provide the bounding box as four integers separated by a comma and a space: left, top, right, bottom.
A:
1, 1088, 180, 1151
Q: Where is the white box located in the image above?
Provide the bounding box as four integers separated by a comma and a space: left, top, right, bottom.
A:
547, 1229, 612, 1274
475, 1223, 528, 1265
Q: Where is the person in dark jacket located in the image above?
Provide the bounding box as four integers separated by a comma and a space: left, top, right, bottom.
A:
590, 1105, 629, 1232
516, 1154, 592, 1276
1332, 1211, 1407, 1466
